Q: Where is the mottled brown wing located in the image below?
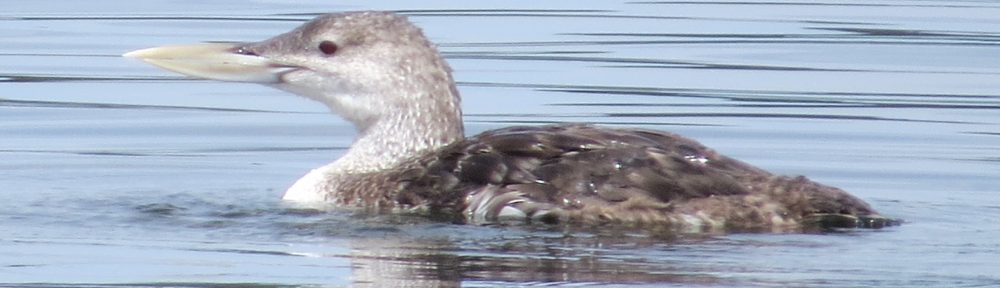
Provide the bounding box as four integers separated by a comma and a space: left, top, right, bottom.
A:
393, 124, 769, 223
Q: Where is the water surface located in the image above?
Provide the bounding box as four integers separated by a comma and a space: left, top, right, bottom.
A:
2, 1, 999, 287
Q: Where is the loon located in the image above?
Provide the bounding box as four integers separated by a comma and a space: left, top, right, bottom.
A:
124, 11, 895, 232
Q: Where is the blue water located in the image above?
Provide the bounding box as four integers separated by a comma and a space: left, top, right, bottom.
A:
2, 1, 1000, 287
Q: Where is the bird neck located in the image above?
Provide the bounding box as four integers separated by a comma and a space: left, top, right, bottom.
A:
334, 89, 464, 174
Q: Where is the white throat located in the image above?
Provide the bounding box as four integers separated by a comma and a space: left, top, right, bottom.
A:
282, 88, 463, 202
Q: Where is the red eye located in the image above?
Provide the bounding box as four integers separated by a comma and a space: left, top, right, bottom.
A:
318, 41, 338, 55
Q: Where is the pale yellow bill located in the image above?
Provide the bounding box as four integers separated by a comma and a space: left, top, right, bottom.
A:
124, 43, 293, 83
